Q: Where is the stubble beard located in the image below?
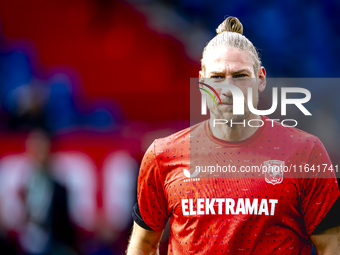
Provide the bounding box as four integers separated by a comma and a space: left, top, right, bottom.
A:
217, 104, 251, 124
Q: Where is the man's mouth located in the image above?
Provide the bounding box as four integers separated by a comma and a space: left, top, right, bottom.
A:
220, 102, 233, 108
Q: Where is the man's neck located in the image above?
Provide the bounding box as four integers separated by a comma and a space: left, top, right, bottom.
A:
209, 114, 261, 141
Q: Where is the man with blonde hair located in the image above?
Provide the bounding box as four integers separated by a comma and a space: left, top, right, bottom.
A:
127, 17, 340, 255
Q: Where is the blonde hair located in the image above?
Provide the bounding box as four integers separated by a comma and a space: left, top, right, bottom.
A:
201, 17, 261, 75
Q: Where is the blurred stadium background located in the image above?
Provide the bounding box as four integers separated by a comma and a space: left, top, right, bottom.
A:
0, 0, 339, 254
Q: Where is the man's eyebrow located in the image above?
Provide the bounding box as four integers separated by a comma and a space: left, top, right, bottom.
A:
209, 71, 225, 74
231, 69, 252, 74
208, 69, 252, 75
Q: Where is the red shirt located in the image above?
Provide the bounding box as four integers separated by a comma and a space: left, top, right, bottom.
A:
137, 116, 339, 254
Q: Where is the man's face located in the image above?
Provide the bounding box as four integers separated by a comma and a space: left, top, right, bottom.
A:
26, 130, 51, 165
199, 47, 266, 123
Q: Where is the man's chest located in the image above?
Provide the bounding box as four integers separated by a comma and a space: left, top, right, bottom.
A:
158, 138, 309, 232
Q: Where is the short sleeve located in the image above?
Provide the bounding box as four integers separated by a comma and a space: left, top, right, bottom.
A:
300, 138, 340, 235
136, 141, 168, 231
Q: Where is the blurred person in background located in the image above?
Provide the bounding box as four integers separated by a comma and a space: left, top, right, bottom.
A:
0, 129, 77, 255
19, 129, 77, 255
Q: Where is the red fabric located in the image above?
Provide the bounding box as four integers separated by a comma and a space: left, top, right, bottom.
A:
137, 117, 339, 254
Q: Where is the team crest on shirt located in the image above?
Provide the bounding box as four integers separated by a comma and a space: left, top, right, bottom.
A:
264, 160, 284, 185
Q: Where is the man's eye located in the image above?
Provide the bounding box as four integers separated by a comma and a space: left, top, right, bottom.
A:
233, 74, 247, 78
211, 76, 224, 79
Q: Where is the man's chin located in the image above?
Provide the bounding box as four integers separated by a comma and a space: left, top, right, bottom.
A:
220, 114, 247, 123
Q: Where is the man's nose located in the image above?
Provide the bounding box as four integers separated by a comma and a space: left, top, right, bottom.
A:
220, 77, 234, 97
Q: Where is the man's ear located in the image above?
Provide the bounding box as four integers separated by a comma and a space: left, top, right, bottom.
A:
258, 66, 266, 93
199, 70, 204, 80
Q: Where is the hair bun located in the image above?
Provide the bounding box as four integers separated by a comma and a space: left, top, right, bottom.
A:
216, 16, 243, 35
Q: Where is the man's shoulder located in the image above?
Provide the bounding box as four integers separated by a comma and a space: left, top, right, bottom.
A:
266, 118, 320, 144
141, 122, 205, 176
